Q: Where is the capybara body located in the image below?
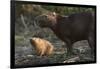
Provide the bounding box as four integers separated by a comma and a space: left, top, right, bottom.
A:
30, 37, 54, 56
34, 12, 95, 56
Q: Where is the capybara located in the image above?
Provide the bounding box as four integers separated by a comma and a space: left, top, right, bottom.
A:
30, 37, 54, 56
34, 12, 95, 57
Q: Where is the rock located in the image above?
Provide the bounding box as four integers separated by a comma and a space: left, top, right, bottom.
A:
63, 56, 80, 63
27, 55, 34, 57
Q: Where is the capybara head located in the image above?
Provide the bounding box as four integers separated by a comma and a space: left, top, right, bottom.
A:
30, 38, 37, 48
34, 12, 57, 28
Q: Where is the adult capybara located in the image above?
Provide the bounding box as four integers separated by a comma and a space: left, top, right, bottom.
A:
34, 12, 95, 57
30, 37, 54, 56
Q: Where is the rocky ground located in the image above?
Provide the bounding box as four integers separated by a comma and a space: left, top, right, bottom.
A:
15, 36, 94, 67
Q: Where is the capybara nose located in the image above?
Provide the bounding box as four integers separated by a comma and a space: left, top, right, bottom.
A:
30, 38, 33, 44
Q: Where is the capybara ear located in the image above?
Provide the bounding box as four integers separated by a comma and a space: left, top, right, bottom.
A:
49, 12, 56, 16
53, 12, 56, 15
52, 12, 56, 16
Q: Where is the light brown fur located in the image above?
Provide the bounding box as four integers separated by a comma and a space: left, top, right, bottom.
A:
30, 37, 54, 56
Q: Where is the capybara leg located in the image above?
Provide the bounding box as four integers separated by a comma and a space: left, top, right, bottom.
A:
40, 50, 45, 56
46, 46, 53, 56
37, 50, 42, 56
88, 34, 95, 59
67, 45, 73, 57
65, 39, 73, 57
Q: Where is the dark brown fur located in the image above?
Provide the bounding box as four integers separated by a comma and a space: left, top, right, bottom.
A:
34, 12, 95, 57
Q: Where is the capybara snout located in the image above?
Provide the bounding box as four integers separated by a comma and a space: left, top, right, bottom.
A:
30, 39, 32, 44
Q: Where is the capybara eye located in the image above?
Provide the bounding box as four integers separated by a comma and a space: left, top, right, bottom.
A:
44, 15, 48, 18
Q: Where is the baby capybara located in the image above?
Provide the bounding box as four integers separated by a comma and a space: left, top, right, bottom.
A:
30, 37, 54, 56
